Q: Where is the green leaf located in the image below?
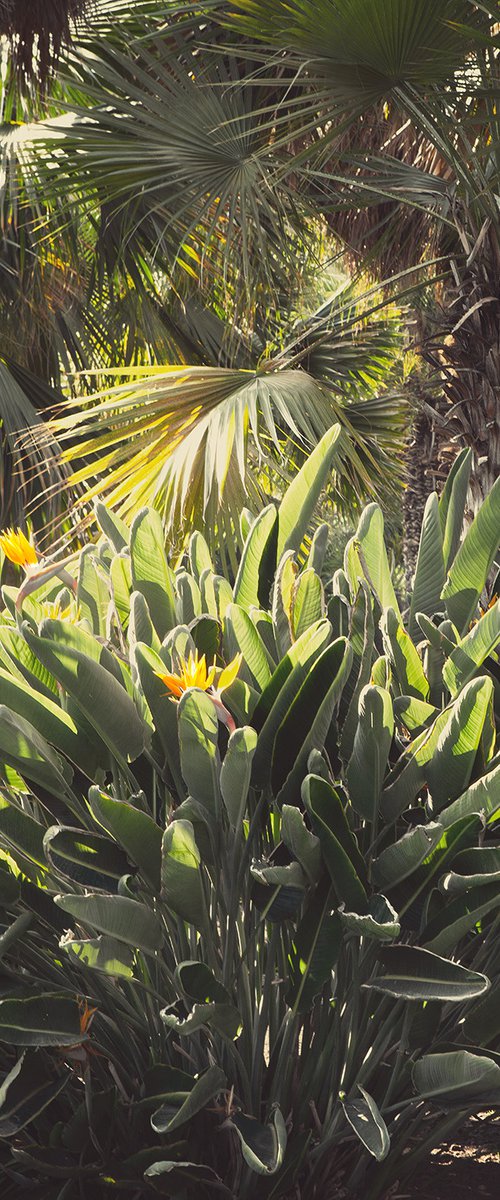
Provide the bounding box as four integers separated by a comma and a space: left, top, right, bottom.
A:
409, 493, 446, 641
161, 819, 208, 931
422, 883, 500, 955
308, 523, 329, 574
190, 614, 221, 662
178, 690, 220, 817
77, 546, 110, 636
173, 797, 214, 865
372, 823, 444, 890
54, 893, 163, 952
271, 553, 297, 656
0, 860, 19, 905
94, 501, 130, 553
438, 448, 471, 570
233, 505, 277, 610
442, 474, 500, 632
272, 638, 353, 803
277, 424, 342, 559
139, 1064, 194, 1106
0, 708, 73, 801
343, 1087, 390, 1161
22, 623, 148, 767
61, 934, 134, 978
220, 726, 258, 827
175, 572, 202, 625
371, 655, 391, 689
463, 981, 500, 1047
0, 799, 46, 869
441, 846, 500, 894
381, 608, 429, 699
347, 685, 394, 822
129, 591, 161, 654
281, 805, 322, 885
443, 600, 500, 695
339, 895, 400, 941
439, 762, 500, 829
225, 603, 272, 691
130, 508, 177, 638
110, 553, 132, 631
413, 1051, 500, 1106
417, 611, 457, 655
427, 676, 494, 812
339, 580, 375, 764
228, 1107, 287, 1175
151, 1065, 225, 1134
144, 1161, 231, 1195
393, 694, 437, 732
134, 643, 184, 796
43, 825, 128, 889
189, 531, 213, 582
0, 994, 82, 1047
251, 619, 331, 785
381, 708, 450, 822
0, 669, 98, 778
251, 860, 306, 889
303, 774, 367, 911
88, 787, 163, 892
161, 1001, 241, 1040
0, 913, 33, 959
0, 625, 58, 698
247, 612, 275, 663
214, 574, 234, 620
175, 960, 230, 1005
364, 945, 489, 1001
291, 568, 325, 640
345, 504, 401, 618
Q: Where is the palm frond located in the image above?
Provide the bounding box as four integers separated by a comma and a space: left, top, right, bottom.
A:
41, 326, 408, 548
21, 40, 312, 312
229, 0, 488, 93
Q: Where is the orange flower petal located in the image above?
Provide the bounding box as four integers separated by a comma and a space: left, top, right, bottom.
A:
154, 669, 185, 698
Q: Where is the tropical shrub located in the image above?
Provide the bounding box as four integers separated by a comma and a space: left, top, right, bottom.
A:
0, 431, 499, 1199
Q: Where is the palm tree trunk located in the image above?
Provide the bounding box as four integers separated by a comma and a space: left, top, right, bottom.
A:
421, 226, 500, 515
403, 403, 437, 592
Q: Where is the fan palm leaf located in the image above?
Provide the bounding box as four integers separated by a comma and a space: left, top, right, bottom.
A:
228, 1, 488, 100
22, 41, 309, 311
43, 282, 410, 548
43, 363, 400, 545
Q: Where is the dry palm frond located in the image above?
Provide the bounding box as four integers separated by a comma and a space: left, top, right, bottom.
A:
0, 0, 91, 83
320, 103, 452, 276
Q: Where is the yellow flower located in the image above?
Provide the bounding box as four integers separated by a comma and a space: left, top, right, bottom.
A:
156, 649, 242, 699
0, 527, 37, 569
41, 597, 81, 623
216, 653, 243, 694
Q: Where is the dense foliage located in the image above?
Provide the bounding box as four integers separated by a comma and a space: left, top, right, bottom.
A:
3, 0, 500, 540
0, 434, 498, 1198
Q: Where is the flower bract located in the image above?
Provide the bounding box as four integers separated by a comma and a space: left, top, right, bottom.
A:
0, 528, 38, 569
